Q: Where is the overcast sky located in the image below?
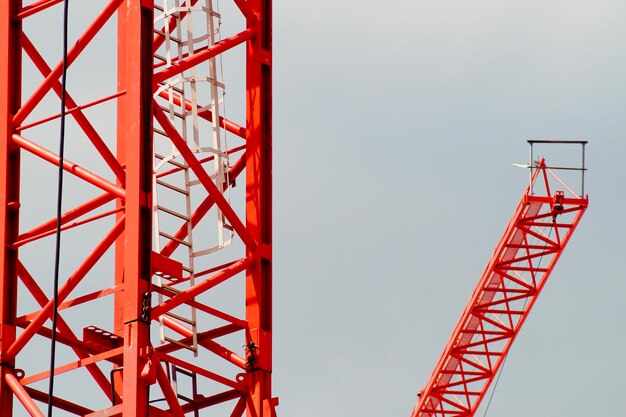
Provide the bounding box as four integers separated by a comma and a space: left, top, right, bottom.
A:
15, 1, 626, 416
273, 1, 625, 417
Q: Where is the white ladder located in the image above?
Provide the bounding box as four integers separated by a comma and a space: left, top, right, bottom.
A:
153, 0, 233, 355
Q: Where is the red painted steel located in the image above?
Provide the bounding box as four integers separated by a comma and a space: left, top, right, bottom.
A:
245, 1, 274, 414
0, 2, 22, 414
411, 160, 588, 417
152, 28, 256, 85
0, 1, 275, 416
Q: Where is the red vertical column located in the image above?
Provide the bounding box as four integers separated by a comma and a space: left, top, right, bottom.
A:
0, 2, 21, 415
117, 1, 154, 416
246, 0, 274, 415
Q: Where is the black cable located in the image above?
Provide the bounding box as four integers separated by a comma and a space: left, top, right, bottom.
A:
48, 0, 70, 416
481, 351, 510, 417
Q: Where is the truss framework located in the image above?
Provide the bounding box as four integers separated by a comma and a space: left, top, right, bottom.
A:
0, 1, 274, 416
411, 160, 588, 417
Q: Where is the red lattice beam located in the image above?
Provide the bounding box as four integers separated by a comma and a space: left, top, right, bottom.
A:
412, 160, 588, 417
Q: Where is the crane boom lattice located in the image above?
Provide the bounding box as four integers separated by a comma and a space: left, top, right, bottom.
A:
412, 158, 588, 417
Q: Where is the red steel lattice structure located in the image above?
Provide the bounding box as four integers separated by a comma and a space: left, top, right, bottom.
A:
0, 1, 275, 416
411, 158, 587, 417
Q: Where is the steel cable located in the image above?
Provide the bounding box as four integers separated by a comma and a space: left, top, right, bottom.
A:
48, 0, 70, 415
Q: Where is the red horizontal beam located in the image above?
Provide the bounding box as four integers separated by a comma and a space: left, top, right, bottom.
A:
17, 90, 125, 133
13, 206, 122, 248
17, 192, 115, 244
17, 0, 64, 19
153, 28, 255, 85
13, 134, 126, 199
17, 284, 122, 325
21, 346, 123, 385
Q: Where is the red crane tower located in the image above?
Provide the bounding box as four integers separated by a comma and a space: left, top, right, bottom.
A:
411, 141, 588, 417
0, 1, 275, 416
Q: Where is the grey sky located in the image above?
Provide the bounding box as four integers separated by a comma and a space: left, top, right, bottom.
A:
274, 1, 625, 416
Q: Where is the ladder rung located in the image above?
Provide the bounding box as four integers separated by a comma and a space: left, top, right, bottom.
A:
154, 128, 168, 138
159, 33, 182, 44
191, 33, 209, 44
209, 78, 226, 90
158, 106, 185, 119
170, 110, 186, 119
157, 205, 190, 221
171, 37, 183, 44
165, 311, 196, 325
159, 231, 191, 247
156, 180, 189, 195
154, 154, 187, 169
193, 247, 219, 257
164, 336, 197, 352
162, 284, 181, 293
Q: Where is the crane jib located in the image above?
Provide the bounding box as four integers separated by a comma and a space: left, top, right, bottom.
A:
412, 159, 588, 417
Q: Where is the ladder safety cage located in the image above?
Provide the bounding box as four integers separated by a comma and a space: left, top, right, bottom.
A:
153, 0, 236, 355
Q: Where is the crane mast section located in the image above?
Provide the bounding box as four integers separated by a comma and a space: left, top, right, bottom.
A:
412, 161, 588, 417
0, 1, 275, 416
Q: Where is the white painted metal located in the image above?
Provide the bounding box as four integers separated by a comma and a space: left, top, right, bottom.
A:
152, 0, 233, 357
